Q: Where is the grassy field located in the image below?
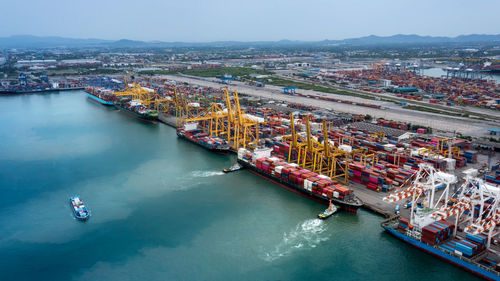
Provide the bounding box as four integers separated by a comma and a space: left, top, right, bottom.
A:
47, 68, 123, 76
266, 76, 499, 122
265, 77, 378, 100
403, 105, 462, 117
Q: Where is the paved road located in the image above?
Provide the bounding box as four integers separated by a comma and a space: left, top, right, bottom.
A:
283, 75, 500, 120
161, 74, 497, 137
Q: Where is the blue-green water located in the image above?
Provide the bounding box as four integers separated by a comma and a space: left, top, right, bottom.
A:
0, 91, 480, 281
423, 67, 500, 83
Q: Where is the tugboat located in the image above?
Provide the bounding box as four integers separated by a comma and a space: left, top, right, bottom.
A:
317, 200, 338, 220
237, 148, 363, 213
223, 161, 243, 173
70, 196, 90, 221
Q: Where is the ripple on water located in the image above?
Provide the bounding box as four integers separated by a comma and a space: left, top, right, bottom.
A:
262, 219, 329, 262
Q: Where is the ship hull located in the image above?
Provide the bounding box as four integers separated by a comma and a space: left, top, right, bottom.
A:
0, 87, 84, 95
69, 198, 89, 221
238, 159, 362, 213
86, 93, 114, 105
177, 131, 230, 154
115, 104, 158, 123
381, 224, 500, 281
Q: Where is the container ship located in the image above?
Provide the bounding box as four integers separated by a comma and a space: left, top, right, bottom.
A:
237, 147, 363, 213
382, 216, 500, 281
0, 86, 84, 95
1, 73, 83, 95
382, 165, 500, 281
85, 87, 116, 105
114, 97, 158, 122
176, 123, 230, 154
1, 88, 55, 95
70, 196, 90, 221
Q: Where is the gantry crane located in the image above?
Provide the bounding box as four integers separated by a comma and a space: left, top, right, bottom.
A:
429, 172, 500, 245
113, 76, 156, 103
437, 138, 461, 158
174, 86, 192, 127
383, 163, 457, 229
284, 114, 349, 184
223, 88, 261, 150
182, 103, 228, 137
371, 131, 386, 141
175, 87, 261, 149
385, 165, 500, 250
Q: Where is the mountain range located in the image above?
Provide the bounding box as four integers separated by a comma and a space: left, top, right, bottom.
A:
1, 34, 499, 49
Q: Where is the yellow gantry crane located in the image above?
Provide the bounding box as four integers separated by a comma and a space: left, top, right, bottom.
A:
174, 86, 193, 127
285, 114, 349, 184
175, 87, 260, 150
437, 138, 460, 158
371, 131, 386, 141
140, 92, 173, 113
183, 103, 228, 137
113, 76, 157, 103
223, 88, 260, 150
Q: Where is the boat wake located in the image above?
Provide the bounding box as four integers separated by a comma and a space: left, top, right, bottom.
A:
167, 170, 225, 191
190, 170, 225, 178
262, 219, 329, 262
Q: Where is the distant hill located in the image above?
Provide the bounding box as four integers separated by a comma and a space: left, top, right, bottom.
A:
0, 35, 111, 48
336, 34, 500, 45
0, 34, 499, 49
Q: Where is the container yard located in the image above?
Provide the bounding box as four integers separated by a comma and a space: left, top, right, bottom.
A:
335, 66, 500, 110
75, 74, 500, 279
1, 5, 500, 279
0, 73, 84, 94
158, 74, 499, 138
44, 70, 500, 280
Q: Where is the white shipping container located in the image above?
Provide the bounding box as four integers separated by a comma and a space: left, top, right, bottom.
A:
184, 123, 198, 131
275, 166, 284, 173
304, 179, 313, 190
333, 191, 339, 198
268, 157, 280, 163
339, 144, 352, 153
237, 148, 247, 159
317, 175, 331, 180
252, 148, 273, 161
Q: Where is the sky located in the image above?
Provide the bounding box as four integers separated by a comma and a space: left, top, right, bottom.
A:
1, 0, 499, 42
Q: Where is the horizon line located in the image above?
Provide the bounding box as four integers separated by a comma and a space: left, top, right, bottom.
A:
2, 33, 500, 44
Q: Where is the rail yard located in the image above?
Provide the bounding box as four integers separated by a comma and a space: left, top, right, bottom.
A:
2, 38, 500, 281
73, 62, 500, 279
3, 0, 500, 280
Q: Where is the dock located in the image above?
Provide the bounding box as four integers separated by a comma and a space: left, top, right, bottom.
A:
348, 182, 395, 217
158, 113, 178, 128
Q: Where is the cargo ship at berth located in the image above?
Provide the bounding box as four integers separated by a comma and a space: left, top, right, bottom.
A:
1, 73, 83, 95
176, 124, 230, 154
1, 87, 84, 95
237, 147, 363, 213
382, 216, 500, 281
85, 87, 115, 105
381, 165, 500, 281
114, 97, 158, 123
